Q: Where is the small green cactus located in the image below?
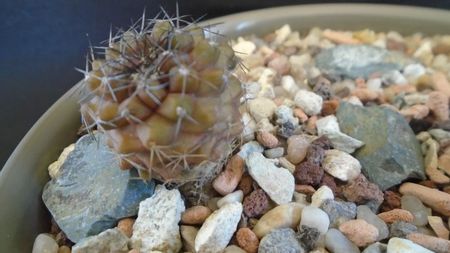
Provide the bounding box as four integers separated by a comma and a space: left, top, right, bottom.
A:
79, 11, 242, 183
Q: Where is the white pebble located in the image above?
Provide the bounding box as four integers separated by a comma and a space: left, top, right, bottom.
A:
289, 54, 312, 68
403, 63, 426, 80
382, 70, 408, 86
345, 96, 364, 106
32, 234, 58, 253
217, 190, 244, 208
300, 206, 330, 235
387, 237, 433, 253
281, 75, 299, 95
294, 89, 323, 115
316, 115, 364, 153
232, 38, 256, 58
367, 78, 382, 91
311, 185, 334, 207
322, 149, 361, 181
241, 112, 257, 142
248, 97, 277, 122
273, 24, 292, 45
238, 141, 264, 160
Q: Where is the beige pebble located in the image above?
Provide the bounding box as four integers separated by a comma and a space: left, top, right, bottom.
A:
278, 157, 296, 174
339, 219, 379, 247
424, 138, 450, 184
432, 71, 450, 97
287, 135, 311, 164
212, 155, 245, 195
256, 131, 279, 148
399, 182, 450, 216
427, 91, 449, 122
180, 225, 198, 253
295, 184, 316, 195
223, 245, 247, 253
268, 55, 290, 75
428, 216, 449, 240
438, 147, 450, 175
293, 108, 308, 123
407, 233, 450, 253
305, 115, 318, 135
253, 202, 304, 238
352, 88, 379, 102
181, 206, 212, 225
58, 246, 71, 253
378, 209, 414, 223
400, 104, 430, 120
207, 197, 221, 212
117, 218, 135, 238
322, 29, 360, 44
236, 228, 259, 253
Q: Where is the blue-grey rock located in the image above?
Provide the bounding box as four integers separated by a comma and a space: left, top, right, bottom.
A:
357, 205, 389, 241
389, 221, 418, 238
363, 242, 387, 253
325, 228, 360, 253
315, 45, 411, 79
336, 102, 425, 190
320, 199, 357, 228
42, 133, 155, 242
72, 228, 129, 253
259, 228, 304, 253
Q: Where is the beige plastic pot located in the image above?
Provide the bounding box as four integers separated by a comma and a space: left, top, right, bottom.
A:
1, 4, 449, 252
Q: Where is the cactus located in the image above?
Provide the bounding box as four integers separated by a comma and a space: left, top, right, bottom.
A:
78, 11, 242, 183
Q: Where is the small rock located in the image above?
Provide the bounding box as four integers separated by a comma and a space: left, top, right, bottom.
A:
294, 161, 324, 186
181, 206, 212, 225
321, 199, 357, 228
427, 91, 449, 122
400, 195, 429, 226
367, 78, 382, 91
282, 75, 300, 95
32, 234, 59, 253
232, 38, 256, 58
257, 118, 277, 134
287, 135, 312, 164
357, 205, 389, 241
342, 174, 384, 211
117, 218, 135, 238
399, 182, 450, 216
337, 102, 425, 190
238, 173, 254, 196
404, 93, 429, 106
195, 202, 243, 253
264, 147, 285, 158
217, 190, 244, 208
223, 245, 247, 253
248, 97, 278, 122
47, 144, 75, 179
242, 112, 257, 142
72, 228, 129, 253
207, 197, 220, 212
246, 152, 295, 205
259, 228, 304, 253
321, 100, 340, 116
323, 29, 360, 44
293, 192, 309, 205
427, 216, 449, 239
313, 76, 334, 100
316, 115, 364, 153
378, 209, 414, 224
381, 191, 402, 212
322, 149, 361, 181
311, 185, 334, 208
362, 242, 387, 253
236, 228, 259, 253
297, 225, 321, 252
253, 203, 304, 238
268, 55, 290, 75
131, 186, 185, 253
325, 228, 360, 253
294, 108, 309, 123
58, 246, 71, 253
382, 70, 407, 85
256, 131, 279, 148
432, 71, 450, 98
276, 105, 300, 127
295, 184, 316, 195
339, 219, 379, 247
403, 64, 426, 80
238, 141, 264, 160
400, 105, 430, 120
294, 89, 323, 116
300, 205, 330, 235
180, 225, 198, 253
320, 173, 341, 197
389, 221, 417, 238
387, 237, 433, 253
407, 233, 450, 253
273, 24, 292, 45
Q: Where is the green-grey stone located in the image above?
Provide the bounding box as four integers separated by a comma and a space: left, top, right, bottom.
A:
336, 102, 425, 190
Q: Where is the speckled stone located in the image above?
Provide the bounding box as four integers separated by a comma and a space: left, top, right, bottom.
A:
259, 228, 304, 253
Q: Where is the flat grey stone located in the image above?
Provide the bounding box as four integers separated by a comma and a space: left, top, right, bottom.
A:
321, 199, 357, 228
259, 228, 304, 253
72, 228, 129, 253
42, 133, 155, 242
389, 221, 418, 238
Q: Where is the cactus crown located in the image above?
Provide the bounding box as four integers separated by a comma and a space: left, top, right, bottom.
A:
78, 9, 243, 183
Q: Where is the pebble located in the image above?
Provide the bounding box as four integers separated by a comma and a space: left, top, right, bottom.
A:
242, 112, 257, 141
72, 228, 129, 253
321, 199, 357, 228
294, 161, 324, 186
378, 209, 414, 224
268, 55, 290, 75
382, 191, 402, 212
131, 186, 185, 253
407, 233, 450, 253
298, 226, 321, 252
275, 105, 300, 127
432, 71, 450, 97
236, 228, 259, 253
294, 89, 323, 116
232, 38, 256, 57
256, 131, 279, 148
264, 147, 284, 158
389, 221, 417, 238
293, 192, 309, 205
339, 219, 379, 247
316, 115, 364, 153
295, 184, 316, 195
323, 29, 360, 44
362, 242, 387, 253
223, 245, 247, 253
180, 225, 198, 253
117, 218, 135, 238
403, 63, 426, 80
237, 141, 264, 160
58, 246, 71, 253
341, 174, 384, 211
357, 205, 389, 241
399, 182, 450, 216
273, 24, 292, 45
195, 202, 243, 253
367, 78, 382, 91
427, 91, 449, 122
300, 205, 330, 235
382, 70, 408, 85
387, 237, 433, 253
217, 190, 244, 208
400, 195, 429, 226
294, 108, 309, 123
427, 216, 449, 239
248, 97, 278, 122
322, 149, 361, 181
282, 75, 300, 94
207, 197, 220, 212
181, 206, 212, 225
311, 185, 334, 208
238, 173, 254, 196
404, 93, 429, 106
325, 228, 360, 253
259, 228, 304, 253
287, 135, 312, 164
47, 144, 74, 179
253, 202, 304, 238
400, 104, 430, 120
246, 152, 295, 205
32, 234, 59, 253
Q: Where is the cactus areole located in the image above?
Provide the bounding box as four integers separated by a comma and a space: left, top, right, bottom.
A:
79, 13, 243, 183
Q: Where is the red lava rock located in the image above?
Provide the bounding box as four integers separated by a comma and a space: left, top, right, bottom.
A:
236, 228, 259, 253
381, 191, 402, 212
212, 155, 245, 195
294, 161, 324, 186
243, 189, 271, 218
238, 173, 254, 196
342, 174, 384, 207
306, 143, 325, 165
321, 99, 340, 116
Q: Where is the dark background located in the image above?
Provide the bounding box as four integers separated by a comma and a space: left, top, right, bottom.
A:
1, 0, 450, 168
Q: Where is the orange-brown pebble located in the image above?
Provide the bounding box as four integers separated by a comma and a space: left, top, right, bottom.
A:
236, 228, 259, 253
322, 29, 360, 44
427, 91, 449, 122
293, 108, 308, 123
438, 147, 450, 175
428, 216, 449, 240
339, 219, 379, 247
295, 185, 316, 195
352, 88, 379, 102
419, 180, 438, 189
181, 205, 212, 225
407, 233, 450, 253
238, 173, 254, 196
400, 104, 430, 120
399, 182, 450, 216
256, 131, 279, 148
58, 246, 71, 253
321, 100, 340, 116
432, 72, 450, 97
117, 218, 135, 238
212, 155, 245, 195
377, 209, 414, 223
